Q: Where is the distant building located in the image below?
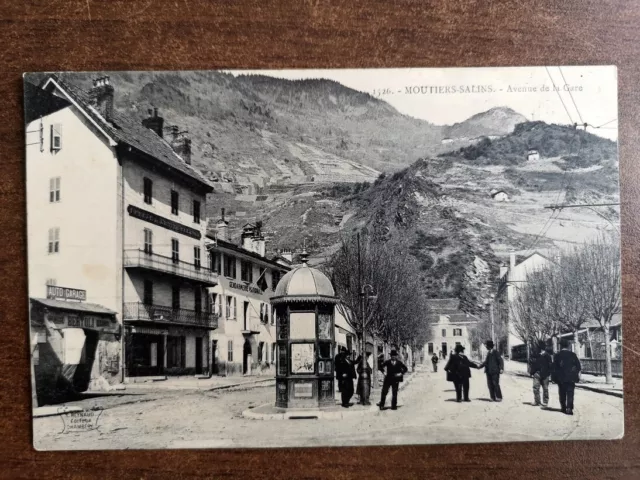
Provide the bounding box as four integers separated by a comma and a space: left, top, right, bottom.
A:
491, 190, 509, 202
423, 298, 480, 360
206, 215, 290, 377
495, 252, 550, 358
441, 137, 454, 145
527, 149, 540, 161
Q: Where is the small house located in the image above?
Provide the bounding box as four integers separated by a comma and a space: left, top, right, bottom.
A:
491, 190, 509, 202
527, 149, 540, 161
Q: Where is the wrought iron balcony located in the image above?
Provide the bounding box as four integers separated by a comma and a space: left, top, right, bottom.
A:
123, 302, 218, 329
124, 249, 218, 286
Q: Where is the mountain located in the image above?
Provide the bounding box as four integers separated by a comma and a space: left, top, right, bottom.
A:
443, 107, 527, 140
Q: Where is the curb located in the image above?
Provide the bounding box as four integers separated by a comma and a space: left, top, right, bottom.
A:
206, 378, 275, 392
33, 406, 83, 418
575, 384, 623, 398
242, 404, 379, 420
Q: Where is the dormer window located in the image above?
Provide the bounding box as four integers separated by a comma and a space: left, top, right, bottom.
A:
50, 124, 62, 151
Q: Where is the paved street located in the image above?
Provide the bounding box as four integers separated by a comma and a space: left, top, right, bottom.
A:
33, 365, 623, 450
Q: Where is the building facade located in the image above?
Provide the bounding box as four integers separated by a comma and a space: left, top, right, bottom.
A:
26, 75, 217, 402
495, 252, 550, 358
206, 218, 290, 377
423, 299, 480, 360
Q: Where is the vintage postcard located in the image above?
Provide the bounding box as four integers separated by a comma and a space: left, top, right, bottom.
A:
24, 66, 622, 450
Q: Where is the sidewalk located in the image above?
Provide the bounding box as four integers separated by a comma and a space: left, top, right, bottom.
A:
122, 375, 275, 392
505, 359, 623, 398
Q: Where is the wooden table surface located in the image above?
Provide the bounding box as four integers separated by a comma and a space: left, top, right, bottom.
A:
1, 1, 639, 478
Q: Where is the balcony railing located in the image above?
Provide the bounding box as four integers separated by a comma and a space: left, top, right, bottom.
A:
124, 302, 218, 329
124, 249, 218, 286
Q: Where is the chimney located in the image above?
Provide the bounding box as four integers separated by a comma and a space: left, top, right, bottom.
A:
281, 249, 293, 263
142, 107, 164, 138
241, 224, 255, 252
216, 208, 228, 241
252, 221, 266, 257
510, 252, 516, 270
88, 76, 114, 121
167, 125, 192, 165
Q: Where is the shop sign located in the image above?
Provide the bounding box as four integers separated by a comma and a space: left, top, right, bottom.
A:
228, 281, 263, 295
293, 382, 313, 398
45, 312, 119, 334
128, 205, 201, 240
46, 286, 86, 301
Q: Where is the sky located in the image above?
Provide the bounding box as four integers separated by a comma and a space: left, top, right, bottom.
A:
230, 66, 618, 140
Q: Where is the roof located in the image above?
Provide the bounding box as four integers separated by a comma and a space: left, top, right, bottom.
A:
491, 190, 508, 197
31, 298, 116, 316
426, 298, 460, 314
583, 313, 622, 329
24, 81, 71, 124
443, 312, 482, 323
272, 262, 337, 304
40, 74, 212, 192
206, 235, 290, 271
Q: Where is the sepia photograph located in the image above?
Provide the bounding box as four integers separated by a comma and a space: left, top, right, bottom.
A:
24, 66, 623, 451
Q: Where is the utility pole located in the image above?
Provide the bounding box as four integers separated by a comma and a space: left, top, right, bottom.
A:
490, 302, 495, 344
357, 232, 367, 405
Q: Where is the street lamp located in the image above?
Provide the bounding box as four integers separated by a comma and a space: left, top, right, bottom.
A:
359, 283, 377, 405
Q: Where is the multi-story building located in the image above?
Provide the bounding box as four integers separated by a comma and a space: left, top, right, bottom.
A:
205, 215, 290, 376
26, 74, 218, 402
495, 252, 550, 358
423, 298, 480, 360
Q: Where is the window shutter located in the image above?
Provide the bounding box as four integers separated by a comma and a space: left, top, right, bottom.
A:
49, 124, 53, 151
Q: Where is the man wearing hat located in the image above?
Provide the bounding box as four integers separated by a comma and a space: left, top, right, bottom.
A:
530, 340, 553, 407
444, 344, 479, 402
335, 346, 356, 407
377, 350, 408, 410
478, 340, 504, 401
552, 338, 581, 415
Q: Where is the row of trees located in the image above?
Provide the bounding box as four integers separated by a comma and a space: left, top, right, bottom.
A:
325, 233, 432, 375
511, 234, 621, 383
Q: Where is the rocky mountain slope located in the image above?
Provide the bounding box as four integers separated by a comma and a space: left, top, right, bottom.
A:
444, 107, 527, 140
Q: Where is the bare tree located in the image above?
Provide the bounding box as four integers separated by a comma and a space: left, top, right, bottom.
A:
571, 234, 622, 384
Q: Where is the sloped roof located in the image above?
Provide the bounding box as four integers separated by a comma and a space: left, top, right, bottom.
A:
40, 74, 212, 192
426, 298, 460, 314
31, 298, 116, 315
583, 313, 622, 329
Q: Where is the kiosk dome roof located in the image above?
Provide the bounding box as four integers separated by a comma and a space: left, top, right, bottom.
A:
273, 261, 337, 304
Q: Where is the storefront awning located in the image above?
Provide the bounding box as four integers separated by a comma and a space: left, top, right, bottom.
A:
31, 297, 116, 315
30, 297, 119, 334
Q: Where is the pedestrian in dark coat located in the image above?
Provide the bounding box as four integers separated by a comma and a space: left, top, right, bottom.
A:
552, 338, 581, 415
335, 347, 356, 407
431, 353, 439, 372
444, 344, 479, 402
377, 350, 408, 410
478, 340, 504, 401
530, 341, 553, 406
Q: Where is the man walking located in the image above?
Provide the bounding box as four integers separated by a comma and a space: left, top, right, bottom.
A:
552, 338, 581, 415
378, 350, 408, 410
431, 353, 439, 372
530, 341, 552, 407
478, 340, 504, 401
335, 346, 356, 407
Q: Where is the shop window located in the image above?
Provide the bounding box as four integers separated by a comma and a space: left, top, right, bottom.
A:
167, 336, 185, 368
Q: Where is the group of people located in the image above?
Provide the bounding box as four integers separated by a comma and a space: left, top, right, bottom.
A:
443, 340, 504, 403
335, 347, 408, 411
438, 338, 581, 415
